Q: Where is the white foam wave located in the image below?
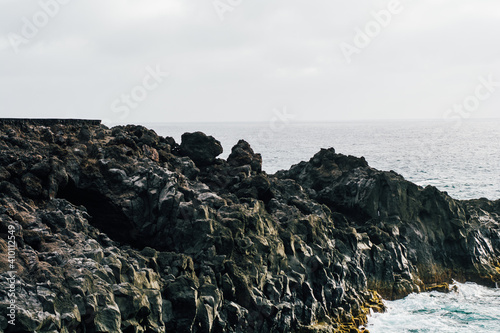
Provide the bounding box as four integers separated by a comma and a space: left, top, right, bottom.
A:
367, 282, 500, 333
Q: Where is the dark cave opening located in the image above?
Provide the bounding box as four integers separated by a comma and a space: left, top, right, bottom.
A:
57, 179, 141, 247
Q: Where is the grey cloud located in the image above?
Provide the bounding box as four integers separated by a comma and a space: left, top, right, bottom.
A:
1, 0, 499, 122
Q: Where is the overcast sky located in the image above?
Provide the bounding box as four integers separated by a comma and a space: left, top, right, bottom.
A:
1, 0, 499, 123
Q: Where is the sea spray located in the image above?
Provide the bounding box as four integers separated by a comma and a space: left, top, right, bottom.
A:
367, 282, 500, 333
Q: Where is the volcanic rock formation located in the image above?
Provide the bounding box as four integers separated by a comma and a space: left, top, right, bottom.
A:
0, 119, 498, 333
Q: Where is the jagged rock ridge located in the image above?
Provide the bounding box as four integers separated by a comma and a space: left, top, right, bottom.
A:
0, 119, 498, 333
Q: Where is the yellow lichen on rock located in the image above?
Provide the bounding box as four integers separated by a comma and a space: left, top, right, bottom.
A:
334, 291, 384, 333
364, 290, 386, 313
425, 282, 450, 293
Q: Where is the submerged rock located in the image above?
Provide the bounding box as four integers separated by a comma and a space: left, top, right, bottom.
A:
0, 119, 498, 333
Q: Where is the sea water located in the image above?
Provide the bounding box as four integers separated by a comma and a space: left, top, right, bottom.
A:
366, 282, 500, 333
148, 119, 500, 200
144, 119, 500, 331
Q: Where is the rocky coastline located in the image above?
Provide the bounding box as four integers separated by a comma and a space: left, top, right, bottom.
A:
0, 119, 498, 333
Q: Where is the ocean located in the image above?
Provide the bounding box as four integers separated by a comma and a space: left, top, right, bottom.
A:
142, 119, 500, 332
147, 119, 500, 200
366, 282, 500, 333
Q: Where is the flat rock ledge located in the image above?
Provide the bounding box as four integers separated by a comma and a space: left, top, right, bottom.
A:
0, 119, 498, 333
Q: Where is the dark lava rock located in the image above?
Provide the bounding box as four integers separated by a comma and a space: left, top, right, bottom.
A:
180, 131, 223, 166
227, 139, 262, 172
279, 147, 500, 299
0, 118, 498, 333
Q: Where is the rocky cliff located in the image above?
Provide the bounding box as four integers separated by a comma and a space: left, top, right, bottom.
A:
0, 119, 498, 333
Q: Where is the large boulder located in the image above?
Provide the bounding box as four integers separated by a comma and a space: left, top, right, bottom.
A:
227, 139, 262, 172
180, 132, 223, 166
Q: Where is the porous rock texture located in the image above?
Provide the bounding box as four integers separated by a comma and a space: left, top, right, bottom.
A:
0, 119, 498, 333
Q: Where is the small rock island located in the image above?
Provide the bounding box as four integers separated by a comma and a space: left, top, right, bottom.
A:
0, 119, 498, 333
